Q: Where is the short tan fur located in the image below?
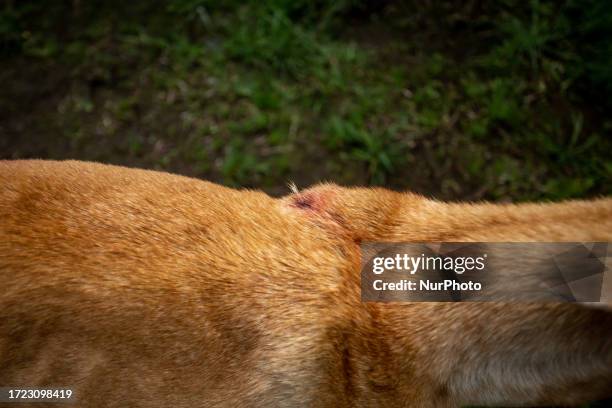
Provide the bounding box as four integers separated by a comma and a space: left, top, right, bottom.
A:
1, 160, 611, 407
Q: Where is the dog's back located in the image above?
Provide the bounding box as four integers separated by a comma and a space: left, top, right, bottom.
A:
1, 160, 611, 407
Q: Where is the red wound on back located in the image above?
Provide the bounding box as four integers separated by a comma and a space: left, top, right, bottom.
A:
287, 187, 354, 238
288, 188, 336, 214
291, 193, 317, 210
285, 184, 402, 242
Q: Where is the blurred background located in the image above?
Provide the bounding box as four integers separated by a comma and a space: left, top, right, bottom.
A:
1, 0, 611, 202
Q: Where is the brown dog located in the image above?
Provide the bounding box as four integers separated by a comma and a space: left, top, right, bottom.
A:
0, 160, 611, 407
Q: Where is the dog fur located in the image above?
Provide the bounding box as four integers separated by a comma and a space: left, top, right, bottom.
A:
0, 160, 611, 407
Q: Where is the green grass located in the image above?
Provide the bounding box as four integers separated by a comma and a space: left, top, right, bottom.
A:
0, 0, 610, 201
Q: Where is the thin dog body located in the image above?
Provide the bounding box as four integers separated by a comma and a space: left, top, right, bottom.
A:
0, 160, 611, 407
